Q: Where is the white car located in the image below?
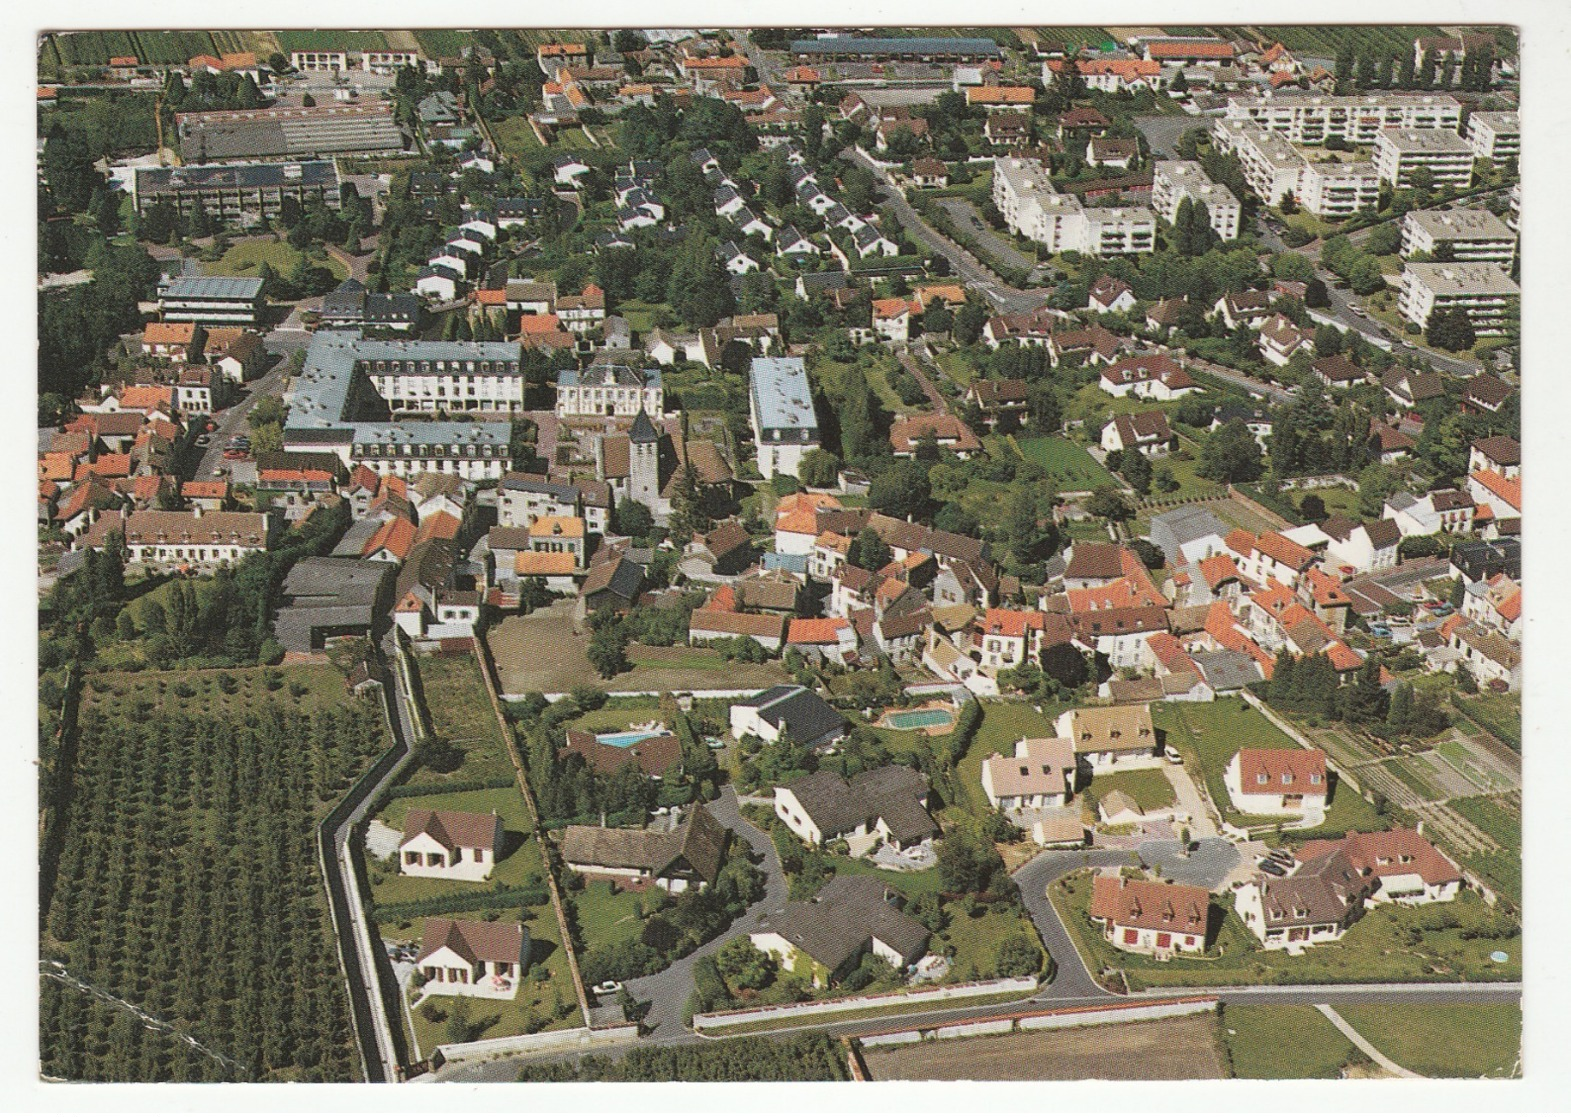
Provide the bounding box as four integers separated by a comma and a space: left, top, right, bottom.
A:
592, 980, 623, 997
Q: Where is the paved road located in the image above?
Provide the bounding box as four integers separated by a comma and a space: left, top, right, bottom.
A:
844, 147, 1053, 315
1183, 355, 1299, 406
935, 196, 1038, 275
622, 786, 790, 1040
1013, 848, 1134, 998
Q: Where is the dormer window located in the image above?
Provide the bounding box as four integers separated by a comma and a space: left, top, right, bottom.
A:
1256, 773, 1268, 785
1309, 774, 1321, 785
1281, 772, 1292, 785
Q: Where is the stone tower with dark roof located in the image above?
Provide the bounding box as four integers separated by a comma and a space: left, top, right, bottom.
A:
628, 408, 660, 512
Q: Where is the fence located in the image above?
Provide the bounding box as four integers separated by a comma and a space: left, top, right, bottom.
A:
429, 1022, 640, 1069
690, 976, 1038, 1032
856, 997, 1218, 1048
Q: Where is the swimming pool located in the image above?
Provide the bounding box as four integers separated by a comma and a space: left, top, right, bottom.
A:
596, 728, 668, 749
883, 708, 957, 731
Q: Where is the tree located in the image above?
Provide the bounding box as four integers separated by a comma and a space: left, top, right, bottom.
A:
936, 827, 1009, 896
1198, 419, 1264, 483
301, 92, 317, 108
1426, 308, 1475, 352
587, 620, 631, 679
848, 527, 892, 572
613, 499, 654, 538
1084, 485, 1132, 523
1119, 449, 1153, 495
1304, 278, 1331, 308
797, 448, 840, 489
994, 932, 1044, 978
1384, 680, 1414, 739
1040, 642, 1090, 689
1339, 659, 1390, 726
867, 460, 930, 521
954, 298, 988, 346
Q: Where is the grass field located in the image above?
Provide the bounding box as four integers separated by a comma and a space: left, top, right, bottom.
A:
489, 114, 544, 156
1012, 435, 1118, 491
410, 651, 517, 785
1247, 25, 1470, 60
570, 880, 646, 952
82, 660, 356, 720
369, 787, 541, 912
207, 239, 348, 282
1221, 1004, 1357, 1078
953, 700, 1071, 817
1085, 768, 1177, 814
413, 30, 477, 58
1334, 1003, 1521, 1078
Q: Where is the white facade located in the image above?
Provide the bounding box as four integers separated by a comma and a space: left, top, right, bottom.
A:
1373, 128, 1474, 189
416, 944, 521, 1000
1400, 208, 1515, 264
1398, 263, 1519, 333
1223, 91, 1462, 145
398, 831, 499, 883
1466, 111, 1519, 162
1151, 160, 1241, 240
1233, 882, 1352, 950
554, 367, 663, 419
1222, 753, 1328, 815
290, 50, 349, 72
992, 157, 1156, 255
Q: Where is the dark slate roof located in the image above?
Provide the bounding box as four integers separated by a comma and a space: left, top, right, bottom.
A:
779, 763, 935, 845
748, 685, 847, 744
629, 409, 660, 444
752, 874, 930, 974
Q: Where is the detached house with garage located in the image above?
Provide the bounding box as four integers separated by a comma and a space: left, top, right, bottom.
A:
1102, 410, 1174, 457
1090, 873, 1213, 958
1055, 704, 1161, 774
398, 809, 504, 882
981, 736, 1078, 809
1224, 748, 1328, 816
1294, 828, 1463, 907
415, 918, 529, 999
560, 805, 729, 894
774, 765, 937, 853
730, 685, 847, 751
750, 874, 930, 989
1234, 845, 1377, 951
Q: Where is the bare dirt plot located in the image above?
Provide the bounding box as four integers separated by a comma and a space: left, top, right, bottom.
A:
863, 1014, 1226, 1081
490, 604, 790, 695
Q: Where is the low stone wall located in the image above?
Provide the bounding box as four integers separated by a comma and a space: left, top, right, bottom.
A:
691, 977, 1038, 1032
857, 997, 1218, 1048
431, 1023, 640, 1068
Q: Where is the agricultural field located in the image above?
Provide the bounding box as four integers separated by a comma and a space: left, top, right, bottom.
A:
1246, 25, 1466, 59
41, 668, 389, 1081
274, 30, 390, 53
45, 30, 224, 68
865, 1012, 1225, 1080
413, 30, 478, 59
1447, 793, 1521, 905
409, 650, 516, 785
1334, 1002, 1521, 1078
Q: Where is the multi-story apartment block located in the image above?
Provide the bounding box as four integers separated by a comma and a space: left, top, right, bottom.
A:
1373, 128, 1474, 189
1210, 120, 1378, 218
283, 332, 516, 482
554, 365, 663, 419
992, 157, 1156, 255
1223, 91, 1462, 145
749, 356, 820, 480
289, 50, 349, 72
1507, 182, 1520, 233
361, 50, 422, 74
1151, 160, 1241, 240
156, 275, 265, 326
1466, 111, 1520, 163
1400, 208, 1516, 264
132, 160, 341, 219
361, 341, 526, 413
1398, 263, 1520, 334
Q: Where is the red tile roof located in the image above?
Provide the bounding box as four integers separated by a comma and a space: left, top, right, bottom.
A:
363, 516, 416, 561
1297, 828, 1461, 887
1090, 874, 1209, 936
1233, 747, 1327, 796
786, 617, 852, 645
1471, 469, 1521, 513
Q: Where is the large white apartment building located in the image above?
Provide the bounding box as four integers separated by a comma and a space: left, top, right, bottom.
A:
1373, 128, 1474, 190
1466, 111, 1519, 163
1210, 120, 1379, 218
1398, 262, 1520, 334
992, 157, 1156, 255
1400, 208, 1516, 264
362, 342, 527, 413
289, 50, 350, 72
749, 356, 820, 480
1151, 160, 1241, 241
1223, 91, 1462, 145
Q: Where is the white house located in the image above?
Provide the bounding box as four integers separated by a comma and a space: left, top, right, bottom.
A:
1101, 411, 1174, 457
1223, 748, 1328, 815
1055, 705, 1161, 774
729, 685, 847, 751
1089, 874, 1211, 958
980, 737, 1077, 809
773, 766, 937, 853
398, 809, 504, 882
415, 918, 528, 999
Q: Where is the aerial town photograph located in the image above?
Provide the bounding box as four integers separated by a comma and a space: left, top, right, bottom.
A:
34, 20, 1531, 1093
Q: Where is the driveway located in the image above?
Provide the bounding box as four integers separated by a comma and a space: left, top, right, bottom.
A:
894, 347, 948, 413
621, 785, 789, 1039
1135, 837, 1240, 891
192, 349, 293, 480
1162, 760, 1218, 839
1011, 848, 1133, 1000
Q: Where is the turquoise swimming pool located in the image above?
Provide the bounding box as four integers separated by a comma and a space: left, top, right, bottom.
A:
597, 729, 667, 749
883, 708, 957, 731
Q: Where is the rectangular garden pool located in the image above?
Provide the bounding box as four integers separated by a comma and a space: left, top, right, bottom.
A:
882, 708, 957, 731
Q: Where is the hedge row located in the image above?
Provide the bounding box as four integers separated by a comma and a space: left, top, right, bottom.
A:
385, 776, 517, 800
372, 882, 550, 923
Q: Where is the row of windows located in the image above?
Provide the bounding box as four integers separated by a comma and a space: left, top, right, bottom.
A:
360, 360, 521, 374
354, 443, 499, 457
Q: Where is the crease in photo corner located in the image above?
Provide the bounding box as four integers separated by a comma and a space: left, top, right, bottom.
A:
18, 6, 1564, 1112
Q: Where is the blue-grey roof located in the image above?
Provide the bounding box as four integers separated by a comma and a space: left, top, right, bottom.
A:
159, 275, 264, 301
762, 551, 810, 575
790, 37, 1001, 58
137, 160, 338, 193
749, 357, 817, 433
557, 365, 660, 389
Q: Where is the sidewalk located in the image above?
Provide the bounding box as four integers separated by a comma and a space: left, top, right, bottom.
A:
1316, 1004, 1420, 1078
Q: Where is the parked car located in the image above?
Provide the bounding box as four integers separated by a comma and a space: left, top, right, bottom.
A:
1257, 858, 1287, 876
591, 980, 623, 997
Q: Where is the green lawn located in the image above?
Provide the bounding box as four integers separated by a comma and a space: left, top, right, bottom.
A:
82, 660, 359, 721
410, 652, 518, 786
274, 30, 389, 52
571, 880, 646, 951
1334, 1003, 1521, 1078
1155, 701, 1386, 837
931, 901, 1046, 983
1084, 768, 1176, 814
369, 787, 542, 912
1222, 1004, 1357, 1079
565, 702, 667, 736
1012, 435, 1118, 491
1051, 871, 1520, 991
489, 114, 543, 157
934, 351, 979, 387
208, 239, 347, 282
953, 700, 1071, 818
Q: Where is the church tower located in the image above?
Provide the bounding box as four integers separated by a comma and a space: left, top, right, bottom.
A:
628, 409, 661, 512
